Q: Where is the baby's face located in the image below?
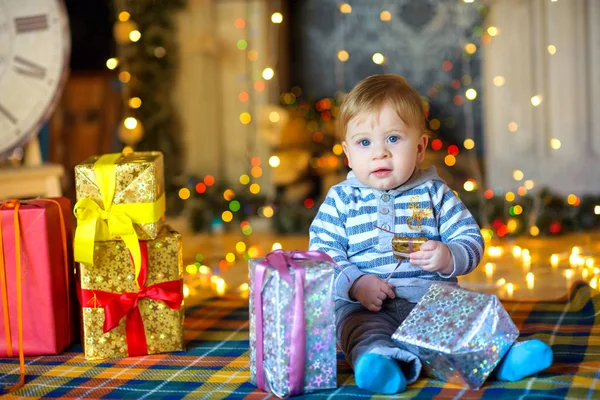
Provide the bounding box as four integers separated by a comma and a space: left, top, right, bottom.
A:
342, 103, 428, 191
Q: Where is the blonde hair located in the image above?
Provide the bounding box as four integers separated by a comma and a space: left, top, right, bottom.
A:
337, 74, 428, 141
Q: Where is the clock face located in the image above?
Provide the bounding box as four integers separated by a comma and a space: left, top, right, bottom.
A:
0, 0, 70, 157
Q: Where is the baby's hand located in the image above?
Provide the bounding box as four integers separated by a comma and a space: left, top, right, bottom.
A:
349, 274, 395, 312
409, 240, 454, 275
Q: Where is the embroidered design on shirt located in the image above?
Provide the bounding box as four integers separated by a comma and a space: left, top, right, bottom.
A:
407, 195, 432, 231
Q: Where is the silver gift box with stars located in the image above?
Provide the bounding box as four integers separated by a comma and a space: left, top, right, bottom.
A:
392, 283, 519, 389
248, 257, 336, 397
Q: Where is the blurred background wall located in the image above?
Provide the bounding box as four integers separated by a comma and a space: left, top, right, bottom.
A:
4, 0, 599, 238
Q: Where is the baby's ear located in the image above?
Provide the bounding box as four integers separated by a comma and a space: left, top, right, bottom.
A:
416, 135, 429, 163
342, 141, 352, 168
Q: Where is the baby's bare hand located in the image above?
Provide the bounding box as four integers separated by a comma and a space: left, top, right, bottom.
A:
349, 274, 395, 312
409, 240, 454, 275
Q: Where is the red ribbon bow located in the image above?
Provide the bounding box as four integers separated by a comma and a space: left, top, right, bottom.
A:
78, 240, 183, 357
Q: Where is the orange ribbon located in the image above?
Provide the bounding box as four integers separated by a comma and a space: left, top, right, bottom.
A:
0, 199, 72, 393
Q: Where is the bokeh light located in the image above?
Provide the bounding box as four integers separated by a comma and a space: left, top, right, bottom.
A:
179, 188, 190, 200
129, 30, 141, 42
372, 53, 385, 64
239, 174, 250, 184
337, 50, 349, 62
487, 26, 499, 36
493, 76, 505, 86
251, 166, 263, 178
513, 170, 524, 181
195, 183, 206, 193
223, 189, 235, 201
250, 183, 260, 194
248, 50, 259, 61
262, 68, 274, 80
106, 58, 118, 70
380, 11, 392, 21
240, 112, 252, 124
465, 88, 477, 100
128, 97, 142, 108
236, 241, 247, 253
340, 3, 352, 13
222, 211, 233, 222
269, 156, 280, 167
204, 175, 215, 186
124, 117, 138, 129
262, 206, 274, 218
269, 111, 280, 122
234, 18, 245, 29
271, 12, 283, 24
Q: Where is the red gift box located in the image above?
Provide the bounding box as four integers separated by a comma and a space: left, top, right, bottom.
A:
0, 198, 76, 358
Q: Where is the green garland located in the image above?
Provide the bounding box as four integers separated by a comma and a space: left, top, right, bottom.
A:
113, 0, 185, 214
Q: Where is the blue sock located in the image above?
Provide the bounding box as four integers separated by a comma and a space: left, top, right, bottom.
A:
493, 339, 553, 381
354, 353, 407, 394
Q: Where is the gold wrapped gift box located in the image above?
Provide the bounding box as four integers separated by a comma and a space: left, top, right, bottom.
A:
75, 151, 165, 240
78, 226, 185, 360
392, 236, 427, 259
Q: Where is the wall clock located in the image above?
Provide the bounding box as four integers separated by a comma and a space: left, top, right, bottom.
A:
0, 0, 70, 158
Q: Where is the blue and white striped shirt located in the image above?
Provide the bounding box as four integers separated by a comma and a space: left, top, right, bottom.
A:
309, 167, 484, 303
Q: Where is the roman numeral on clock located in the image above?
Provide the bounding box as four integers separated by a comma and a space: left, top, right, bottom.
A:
0, 103, 17, 125
13, 56, 46, 79
15, 14, 48, 33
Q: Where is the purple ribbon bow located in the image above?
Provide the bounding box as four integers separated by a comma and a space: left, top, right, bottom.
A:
254, 249, 334, 396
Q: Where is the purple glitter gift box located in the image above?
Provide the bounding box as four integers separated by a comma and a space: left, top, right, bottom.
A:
392, 283, 519, 389
249, 250, 337, 398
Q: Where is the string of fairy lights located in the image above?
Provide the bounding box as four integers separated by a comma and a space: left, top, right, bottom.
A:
103, 0, 600, 300
480, 243, 599, 299
105, 3, 144, 150
182, 4, 288, 299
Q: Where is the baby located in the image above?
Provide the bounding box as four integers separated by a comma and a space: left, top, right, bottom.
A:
309, 74, 552, 394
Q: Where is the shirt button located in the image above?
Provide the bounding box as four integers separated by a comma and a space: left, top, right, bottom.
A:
380, 208, 389, 215
381, 193, 390, 202
381, 224, 390, 231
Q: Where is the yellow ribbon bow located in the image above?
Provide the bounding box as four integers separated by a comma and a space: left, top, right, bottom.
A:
73, 153, 165, 284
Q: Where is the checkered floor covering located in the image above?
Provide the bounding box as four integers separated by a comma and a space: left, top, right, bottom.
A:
1, 281, 600, 399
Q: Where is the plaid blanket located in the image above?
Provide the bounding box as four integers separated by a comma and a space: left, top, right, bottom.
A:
1, 281, 599, 399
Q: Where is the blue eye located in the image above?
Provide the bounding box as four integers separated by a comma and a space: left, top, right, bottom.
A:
388, 135, 399, 143
359, 139, 371, 146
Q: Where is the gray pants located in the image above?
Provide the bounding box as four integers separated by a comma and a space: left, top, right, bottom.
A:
335, 297, 423, 384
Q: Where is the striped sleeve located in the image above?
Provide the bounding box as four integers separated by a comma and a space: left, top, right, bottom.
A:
309, 187, 364, 301
430, 182, 484, 277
